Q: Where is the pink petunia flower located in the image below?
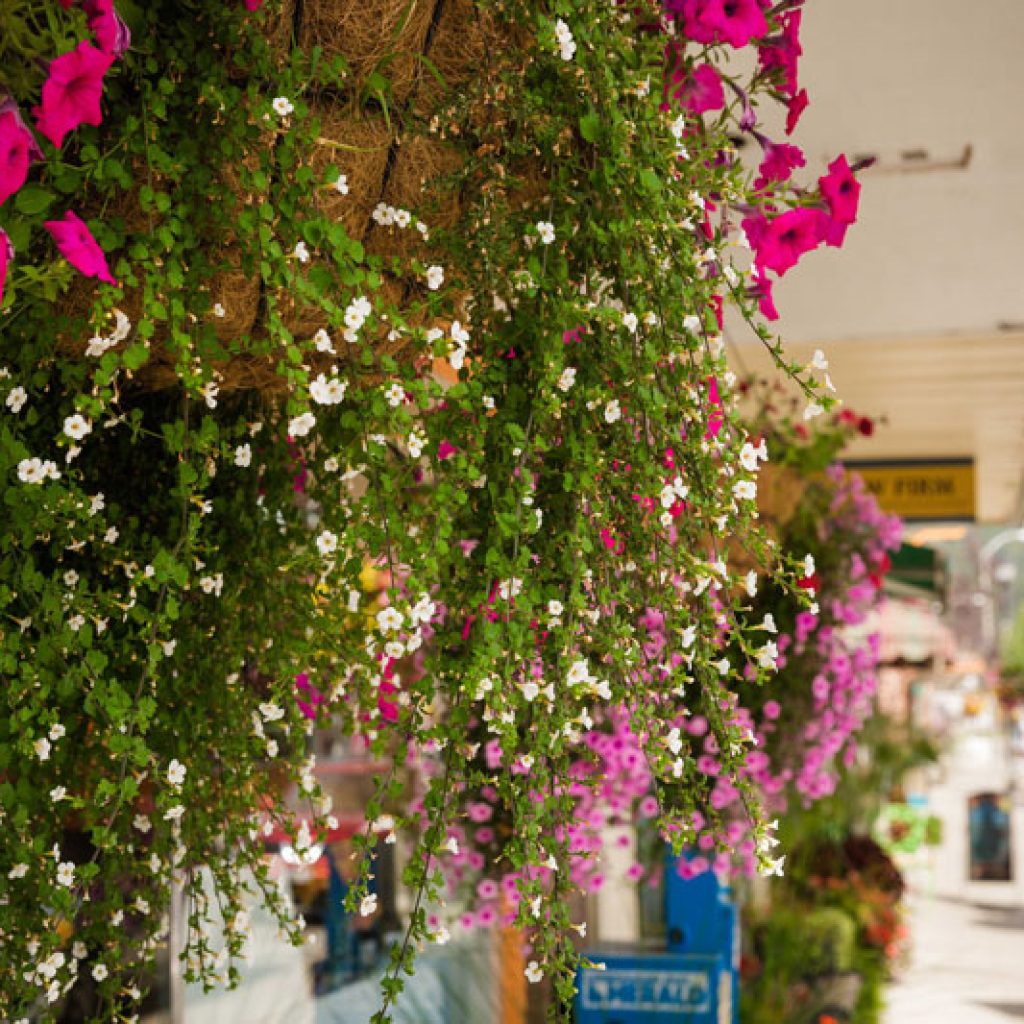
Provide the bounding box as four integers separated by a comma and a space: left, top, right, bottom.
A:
818, 154, 861, 247
743, 207, 825, 276
82, 0, 132, 57
669, 63, 725, 115
243, 0, 265, 8
784, 88, 809, 135
0, 230, 13, 306
754, 140, 805, 190
758, 9, 802, 97
0, 98, 42, 207
34, 41, 114, 149
44, 210, 117, 284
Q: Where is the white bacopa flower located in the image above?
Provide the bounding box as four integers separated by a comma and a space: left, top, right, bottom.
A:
525, 961, 544, 984
557, 367, 576, 392
17, 457, 45, 485
804, 554, 816, 577
536, 220, 555, 245
310, 373, 347, 405
272, 96, 294, 117
762, 613, 778, 634
104, 526, 118, 543
521, 681, 540, 702
234, 443, 252, 468
683, 314, 703, 334
443, 836, 459, 855
394, 208, 411, 229
377, 607, 404, 633
757, 641, 780, 670
91, 962, 109, 982
334, 173, 349, 195
6, 386, 27, 413
164, 805, 185, 822
110, 308, 131, 342
739, 442, 759, 473
433, 925, 451, 945
803, 401, 824, 421
811, 348, 828, 370
359, 893, 378, 917
34, 737, 51, 761
733, 480, 756, 502
212, 302, 226, 318
49, 722, 66, 740
407, 431, 426, 458
133, 813, 151, 833
316, 530, 338, 556
293, 240, 310, 263
604, 399, 622, 424
259, 702, 285, 722
566, 660, 592, 687
384, 382, 405, 408
498, 577, 523, 600
167, 759, 186, 787
9, 863, 28, 879
745, 569, 758, 598
63, 414, 92, 441
288, 412, 316, 437
313, 328, 335, 353
622, 311, 639, 334
547, 599, 563, 617
67, 613, 85, 632
85, 335, 116, 357
425, 265, 444, 291
56, 861, 75, 886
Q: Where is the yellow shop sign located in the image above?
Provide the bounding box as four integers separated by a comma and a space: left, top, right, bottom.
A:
847, 459, 975, 521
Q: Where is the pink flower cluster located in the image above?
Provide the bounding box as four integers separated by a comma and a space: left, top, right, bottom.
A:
0, 2, 133, 301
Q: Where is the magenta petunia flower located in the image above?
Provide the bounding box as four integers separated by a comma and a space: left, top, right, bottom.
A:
243, 0, 265, 8
0, 230, 13, 306
83, 0, 132, 57
784, 88, 809, 136
818, 154, 861, 247
34, 41, 115, 149
744, 207, 825, 276
669, 63, 725, 114
758, 9, 802, 97
0, 98, 42, 208
43, 210, 117, 284
672, 0, 767, 48
754, 139, 805, 190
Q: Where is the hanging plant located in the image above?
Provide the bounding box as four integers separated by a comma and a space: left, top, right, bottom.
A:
0, 0, 865, 1020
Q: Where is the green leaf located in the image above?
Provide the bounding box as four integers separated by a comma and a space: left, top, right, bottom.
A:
579, 112, 601, 143
14, 186, 56, 217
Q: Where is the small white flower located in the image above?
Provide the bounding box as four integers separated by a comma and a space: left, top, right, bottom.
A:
604, 399, 621, 424
293, 241, 310, 263
525, 960, 544, 984
359, 893, 378, 917
104, 526, 119, 544
334, 173, 349, 195
683, 314, 703, 334
804, 554, 816, 578
259, 702, 285, 722
521, 681, 540, 702
133, 814, 151, 833
49, 722, 66, 741
425, 265, 445, 291
272, 96, 294, 117
757, 641, 780, 671
498, 577, 523, 600
762, 613, 778, 634
234, 443, 252, 468
622, 311, 638, 334
433, 925, 451, 945
316, 530, 338, 556
167, 759, 186, 787
6, 386, 27, 413
92, 964, 108, 982
443, 836, 459, 855
394, 208, 411, 229
739, 442, 760, 473
566, 660, 592, 687
164, 805, 185, 822
56, 861, 75, 886
34, 737, 51, 761
733, 480, 756, 502
811, 348, 828, 371
17, 457, 45, 485
9, 863, 28, 879
385, 382, 405, 408
745, 570, 758, 598
212, 302, 226, 318
377, 607, 404, 633
313, 328, 335, 353
85, 335, 115, 357
803, 401, 824, 421
557, 367, 576, 392
547, 599, 563, 617
288, 412, 316, 437
536, 221, 555, 245
310, 373, 347, 405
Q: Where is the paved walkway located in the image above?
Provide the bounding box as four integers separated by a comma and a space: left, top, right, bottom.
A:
884, 710, 1024, 1023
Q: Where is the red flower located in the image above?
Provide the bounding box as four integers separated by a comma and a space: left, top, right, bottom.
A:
0, 230, 12, 306
34, 41, 114, 149
0, 98, 42, 207
43, 210, 117, 285
818, 154, 861, 247
744, 207, 825, 276
668, 62, 726, 114
754, 139, 805, 190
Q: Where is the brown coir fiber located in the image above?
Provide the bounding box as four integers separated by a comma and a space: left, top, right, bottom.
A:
300, 0, 436, 104
309, 106, 394, 241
